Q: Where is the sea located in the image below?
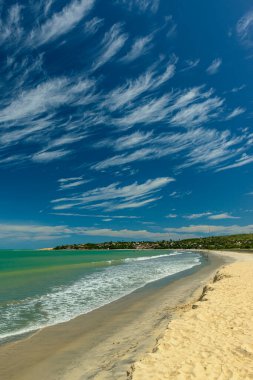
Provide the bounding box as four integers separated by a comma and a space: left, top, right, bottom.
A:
0, 249, 204, 343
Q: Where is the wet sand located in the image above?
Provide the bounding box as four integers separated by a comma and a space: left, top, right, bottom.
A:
131, 250, 253, 380
0, 252, 228, 380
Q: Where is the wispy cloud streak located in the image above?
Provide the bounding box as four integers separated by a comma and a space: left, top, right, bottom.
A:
92, 23, 128, 71
58, 177, 89, 190
237, 11, 253, 46
226, 107, 245, 120
0, 4, 23, 44
52, 177, 174, 211
93, 127, 245, 172
120, 35, 153, 63
29, 0, 96, 46
117, 0, 160, 13
206, 58, 222, 75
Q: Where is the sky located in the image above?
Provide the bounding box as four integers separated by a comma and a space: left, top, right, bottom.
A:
1, 0, 253, 248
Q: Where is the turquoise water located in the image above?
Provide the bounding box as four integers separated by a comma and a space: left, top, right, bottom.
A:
0, 249, 203, 342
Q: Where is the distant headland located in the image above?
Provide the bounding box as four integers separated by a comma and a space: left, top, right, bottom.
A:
52, 233, 253, 251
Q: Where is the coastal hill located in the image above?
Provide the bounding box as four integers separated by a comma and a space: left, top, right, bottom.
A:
53, 233, 253, 250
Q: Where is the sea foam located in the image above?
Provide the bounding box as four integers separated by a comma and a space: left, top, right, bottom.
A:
0, 251, 202, 342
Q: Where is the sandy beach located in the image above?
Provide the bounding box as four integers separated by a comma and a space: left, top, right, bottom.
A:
0, 250, 252, 380
130, 250, 253, 380
0, 251, 223, 380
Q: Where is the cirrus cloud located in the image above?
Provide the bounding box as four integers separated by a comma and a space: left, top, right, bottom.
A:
51, 177, 175, 211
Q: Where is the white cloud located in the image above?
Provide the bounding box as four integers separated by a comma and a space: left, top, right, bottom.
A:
92, 148, 154, 170
76, 227, 177, 239
29, 0, 95, 46
182, 59, 200, 71
226, 107, 246, 120
103, 63, 175, 112
0, 223, 188, 241
216, 154, 253, 172
0, 78, 68, 123
32, 149, 71, 162
110, 86, 224, 129
47, 134, 86, 149
93, 127, 245, 172
165, 224, 253, 235
115, 95, 171, 128
0, 77, 94, 124
52, 177, 174, 211
0, 6, 249, 180
184, 212, 212, 219
117, 0, 160, 13
154, 63, 176, 87
59, 180, 87, 189
115, 131, 153, 150
1, 222, 253, 242
0, 223, 71, 241
51, 212, 139, 219
178, 129, 243, 170
104, 71, 154, 112
92, 23, 128, 71
43, 0, 55, 16
165, 15, 177, 38
206, 58, 222, 75
109, 196, 162, 210
169, 191, 191, 199
170, 96, 223, 127
231, 85, 246, 93
0, 4, 23, 44
0, 154, 26, 165
95, 131, 153, 151
0, 75, 96, 165
208, 213, 240, 220
84, 17, 104, 35
165, 225, 253, 238
166, 214, 177, 218
0, 123, 51, 146
170, 87, 202, 109
237, 11, 253, 46
59, 177, 83, 183
120, 35, 153, 63
183, 212, 239, 220
58, 177, 89, 190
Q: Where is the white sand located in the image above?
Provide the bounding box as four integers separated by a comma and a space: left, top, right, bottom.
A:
131, 251, 253, 380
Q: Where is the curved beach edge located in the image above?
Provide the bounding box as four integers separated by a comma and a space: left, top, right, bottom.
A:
129, 250, 253, 380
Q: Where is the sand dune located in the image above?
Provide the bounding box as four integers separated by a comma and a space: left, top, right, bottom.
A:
131, 256, 253, 379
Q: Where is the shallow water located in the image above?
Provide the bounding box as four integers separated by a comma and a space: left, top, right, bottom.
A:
0, 249, 203, 342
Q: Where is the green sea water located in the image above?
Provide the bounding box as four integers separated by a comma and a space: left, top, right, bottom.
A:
0, 249, 203, 342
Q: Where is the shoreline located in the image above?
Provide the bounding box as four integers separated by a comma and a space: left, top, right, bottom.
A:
130, 249, 253, 379
0, 251, 234, 380
0, 250, 203, 345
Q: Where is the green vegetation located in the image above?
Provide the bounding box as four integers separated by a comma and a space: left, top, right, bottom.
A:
54, 234, 253, 250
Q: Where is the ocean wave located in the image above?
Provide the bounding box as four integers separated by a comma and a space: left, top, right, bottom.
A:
124, 251, 186, 262
124, 254, 170, 262
0, 251, 202, 342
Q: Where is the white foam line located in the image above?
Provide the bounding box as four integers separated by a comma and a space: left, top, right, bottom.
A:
0, 252, 202, 342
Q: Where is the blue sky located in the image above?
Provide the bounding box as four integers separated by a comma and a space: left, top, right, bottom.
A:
1, 0, 253, 248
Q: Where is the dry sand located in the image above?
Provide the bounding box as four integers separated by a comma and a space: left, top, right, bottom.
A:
130, 250, 253, 380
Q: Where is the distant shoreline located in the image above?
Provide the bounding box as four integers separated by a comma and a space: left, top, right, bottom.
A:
44, 233, 253, 251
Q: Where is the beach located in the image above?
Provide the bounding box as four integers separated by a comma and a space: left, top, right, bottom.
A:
131, 250, 253, 380
0, 250, 252, 379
